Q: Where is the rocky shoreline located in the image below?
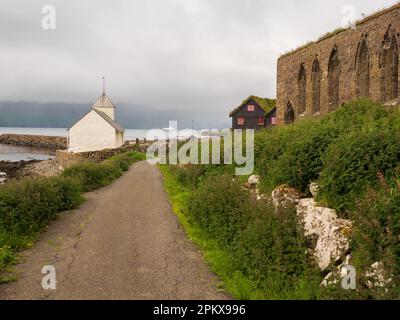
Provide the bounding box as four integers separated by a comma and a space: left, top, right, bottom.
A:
0, 134, 66, 179
0, 134, 67, 151
0, 134, 149, 180
0, 160, 41, 179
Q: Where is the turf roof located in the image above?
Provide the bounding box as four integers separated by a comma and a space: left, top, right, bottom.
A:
229, 95, 276, 117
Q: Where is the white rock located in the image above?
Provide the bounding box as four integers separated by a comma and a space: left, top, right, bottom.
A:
271, 184, 303, 207
297, 199, 352, 271
365, 262, 392, 289
321, 255, 352, 287
321, 271, 338, 287
309, 182, 320, 198
248, 175, 260, 186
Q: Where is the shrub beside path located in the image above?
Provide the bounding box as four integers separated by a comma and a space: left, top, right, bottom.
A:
0, 161, 229, 300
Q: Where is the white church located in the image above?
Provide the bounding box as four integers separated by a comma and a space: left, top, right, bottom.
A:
67, 86, 125, 153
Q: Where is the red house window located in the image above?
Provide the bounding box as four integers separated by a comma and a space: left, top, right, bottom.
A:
247, 105, 255, 112
237, 117, 245, 126
271, 117, 277, 125
258, 117, 265, 126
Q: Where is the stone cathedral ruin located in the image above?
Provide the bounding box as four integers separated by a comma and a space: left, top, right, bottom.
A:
276, 3, 400, 125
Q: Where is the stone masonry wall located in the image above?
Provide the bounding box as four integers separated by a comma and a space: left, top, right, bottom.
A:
277, 3, 400, 125
56, 143, 149, 169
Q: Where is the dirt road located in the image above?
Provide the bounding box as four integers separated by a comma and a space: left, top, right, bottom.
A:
0, 162, 229, 300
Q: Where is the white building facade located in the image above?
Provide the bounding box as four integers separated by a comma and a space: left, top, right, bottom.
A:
68, 92, 125, 153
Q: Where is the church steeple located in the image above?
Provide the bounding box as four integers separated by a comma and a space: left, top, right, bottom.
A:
91, 77, 116, 120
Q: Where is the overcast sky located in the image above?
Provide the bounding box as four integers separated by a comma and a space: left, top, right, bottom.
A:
0, 0, 397, 128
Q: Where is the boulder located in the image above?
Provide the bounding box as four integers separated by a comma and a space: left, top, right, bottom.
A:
309, 182, 320, 198
297, 198, 352, 271
365, 262, 392, 289
248, 175, 260, 187
271, 184, 303, 207
321, 255, 352, 287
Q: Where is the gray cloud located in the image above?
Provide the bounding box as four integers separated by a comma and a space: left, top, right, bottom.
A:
0, 0, 396, 128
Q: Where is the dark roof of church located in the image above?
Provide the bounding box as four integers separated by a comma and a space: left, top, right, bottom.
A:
92, 93, 115, 109
94, 110, 124, 133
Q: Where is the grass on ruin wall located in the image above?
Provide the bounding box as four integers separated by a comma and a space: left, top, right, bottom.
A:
0, 151, 145, 279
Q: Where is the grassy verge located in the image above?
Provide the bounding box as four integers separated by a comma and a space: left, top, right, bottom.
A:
0, 151, 145, 279
158, 165, 256, 299
159, 165, 321, 300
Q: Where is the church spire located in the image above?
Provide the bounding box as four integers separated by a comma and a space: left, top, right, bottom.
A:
102, 76, 106, 96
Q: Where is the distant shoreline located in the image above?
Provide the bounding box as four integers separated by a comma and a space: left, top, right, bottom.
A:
0, 127, 153, 141
0, 133, 66, 150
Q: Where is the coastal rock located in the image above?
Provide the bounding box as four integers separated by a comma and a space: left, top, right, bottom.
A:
297, 198, 352, 271
0, 160, 41, 179
271, 184, 303, 207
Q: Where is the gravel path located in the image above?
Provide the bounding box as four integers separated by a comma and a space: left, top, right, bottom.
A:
0, 161, 229, 300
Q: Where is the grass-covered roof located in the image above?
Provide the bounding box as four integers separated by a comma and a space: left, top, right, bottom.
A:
229, 95, 276, 117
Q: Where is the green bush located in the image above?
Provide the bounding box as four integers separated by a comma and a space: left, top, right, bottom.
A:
318, 128, 400, 211
350, 181, 400, 299
63, 152, 143, 192
268, 123, 340, 192
232, 199, 320, 298
63, 162, 119, 192
320, 99, 391, 130
255, 99, 400, 211
0, 151, 144, 270
166, 165, 322, 299
187, 175, 252, 247
255, 117, 341, 193
169, 165, 205, 189
0, 176, 83, 269
0, 176, 83, 236
0, 245, 16, 270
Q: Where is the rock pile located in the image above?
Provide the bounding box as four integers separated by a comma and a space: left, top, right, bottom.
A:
268, 182, 353, 271
18, 159, 62, 178
0, 160, 41, 179
296, 198, 352, 271
249, 177, 393, 289
245, 176, 353, 272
